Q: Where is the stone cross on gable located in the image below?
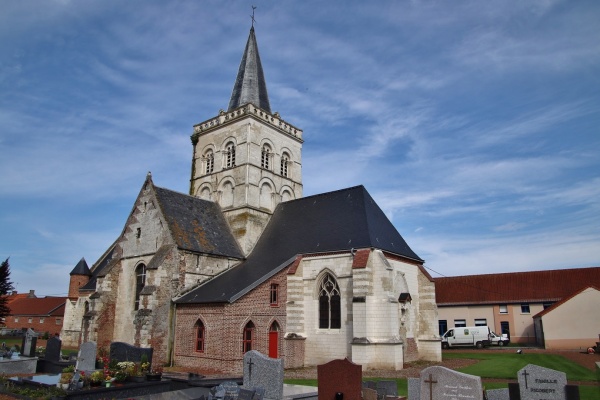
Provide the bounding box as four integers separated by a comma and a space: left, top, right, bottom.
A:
424, 373, 437, 400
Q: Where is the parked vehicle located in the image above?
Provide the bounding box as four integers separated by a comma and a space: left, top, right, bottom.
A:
441, 326, 491, 349
489, 331, 510, 346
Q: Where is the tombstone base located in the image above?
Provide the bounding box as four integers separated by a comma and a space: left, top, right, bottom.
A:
0, 356, 38, 375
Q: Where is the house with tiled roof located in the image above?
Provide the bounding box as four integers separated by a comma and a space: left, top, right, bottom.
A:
61, 25, 441, 373
434, 267, 600, 347
4, 294, 67, 336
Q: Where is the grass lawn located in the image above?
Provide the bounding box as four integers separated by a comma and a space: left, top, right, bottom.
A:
443, 352, 596, 381
285, 352, 598, 400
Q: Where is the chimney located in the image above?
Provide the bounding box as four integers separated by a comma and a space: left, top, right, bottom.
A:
28, 290, 36, 298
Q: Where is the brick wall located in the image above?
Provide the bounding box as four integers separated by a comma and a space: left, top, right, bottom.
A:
174, 267, 291, 374
4, 315, 63, 336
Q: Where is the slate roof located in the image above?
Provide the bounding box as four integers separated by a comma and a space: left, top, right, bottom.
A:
154, 186, 244, 258
69, 257, 91, 276
227, 27, 271, 113
80, 244, 117, 291
176, 185, 422, 304
434, 267, 600, 305
8, 297, 67, 317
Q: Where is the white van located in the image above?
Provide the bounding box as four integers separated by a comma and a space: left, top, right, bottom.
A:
441, 326, 491, 349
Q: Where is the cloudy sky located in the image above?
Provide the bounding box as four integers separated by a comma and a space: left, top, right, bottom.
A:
1, 1, 599, 296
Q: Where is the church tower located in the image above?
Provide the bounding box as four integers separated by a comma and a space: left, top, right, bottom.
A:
190, 26, 303, 255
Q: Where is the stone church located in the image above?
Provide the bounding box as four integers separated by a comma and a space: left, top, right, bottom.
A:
61, 26, 441, 373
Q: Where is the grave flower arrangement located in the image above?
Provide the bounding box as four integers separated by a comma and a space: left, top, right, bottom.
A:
90, 370, 104, 386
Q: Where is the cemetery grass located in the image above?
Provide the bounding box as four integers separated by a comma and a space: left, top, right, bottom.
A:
444, 352, 596, 381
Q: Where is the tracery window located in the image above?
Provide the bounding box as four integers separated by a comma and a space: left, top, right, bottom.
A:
242, 321, 255, 353
225, 143, 236, 168
134, 263, 146, 311
280, 153, 289, 177
195, 320, 205, 353
318, 273, 341, 329
204, 149, 214, 174
261, 145, 271, 169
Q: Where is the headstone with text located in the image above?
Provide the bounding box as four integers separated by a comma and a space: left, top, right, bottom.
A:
243, 350, 283, 400
419, 365, 483, 400
516, 364, 570, 400
75, 341, 97, 372
317, 358, 362, 400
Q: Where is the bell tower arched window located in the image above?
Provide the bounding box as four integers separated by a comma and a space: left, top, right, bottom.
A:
319, 273, 341, 329
134, 264, 146, 311
204, 149, 214, 174
261, 145, 271, 169
225, 143, 236, 168
280, 153, 289, 177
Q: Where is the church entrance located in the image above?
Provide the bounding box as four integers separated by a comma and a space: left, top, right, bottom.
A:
269, 322, 280, 358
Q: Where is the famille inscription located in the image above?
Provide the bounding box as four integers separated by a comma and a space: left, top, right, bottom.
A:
517, 364, 567, 400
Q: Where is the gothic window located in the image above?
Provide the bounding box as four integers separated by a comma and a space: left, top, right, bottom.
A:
319, 273, 341, 329
134, 263, 146, 311
280, 153, 289, 177
242, 321, 255, 353
225, 143, 236, 168
204, 149, 214, 174
195, 320, 205, 353
261, 145, 271, 169
270, 283, 279, 306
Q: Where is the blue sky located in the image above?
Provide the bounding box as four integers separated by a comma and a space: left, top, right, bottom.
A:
1, 1, 599, 296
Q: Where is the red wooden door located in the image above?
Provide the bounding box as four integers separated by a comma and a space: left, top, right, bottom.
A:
268, 330, 278, 358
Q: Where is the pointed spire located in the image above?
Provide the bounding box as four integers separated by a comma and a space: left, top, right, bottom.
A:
228, 26, 271, 113
70, 257, 91, 276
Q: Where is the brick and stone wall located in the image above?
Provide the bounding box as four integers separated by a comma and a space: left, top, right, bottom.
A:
174, 267, 289, 374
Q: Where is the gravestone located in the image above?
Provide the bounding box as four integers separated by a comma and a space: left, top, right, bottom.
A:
317, 358, 362, 400
377, 380, 398, 398
222, 381, 240, 400
75, 341, 97, 372
363, 387, 378, 400
486, 388, 509, 400
419, 365, 483, 400
408, 377, 420, 400
67, 371, 81, 391
110, 341, 153, 365
243, 350, 283, 400
238, 388, 255, 400
516, 364, 569, 400
45, 336, 62, 362
20, 328, 38, 357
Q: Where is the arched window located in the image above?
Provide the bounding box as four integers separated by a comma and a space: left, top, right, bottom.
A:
195, 320, 205, 353
261, 145, 271, 169
319, 273, 341, 329
280, 153, 289, 177
134, 264, 146, 311
225, 143, 236, 168
204, 149, 214, 174
242, 321, 255, 353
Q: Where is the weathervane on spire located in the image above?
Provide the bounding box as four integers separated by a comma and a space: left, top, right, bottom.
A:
251, 5, 257, 28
